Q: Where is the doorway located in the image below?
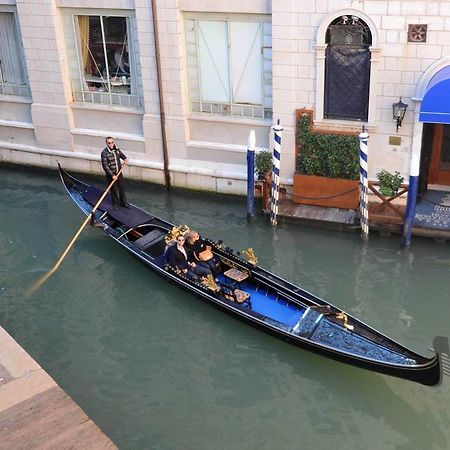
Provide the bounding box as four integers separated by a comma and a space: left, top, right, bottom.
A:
429, 124, 450, 185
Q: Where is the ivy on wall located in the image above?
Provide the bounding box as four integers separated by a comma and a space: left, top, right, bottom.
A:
296, 113, 360, 180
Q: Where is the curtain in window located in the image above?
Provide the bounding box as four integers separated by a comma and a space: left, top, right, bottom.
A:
0, 12, 25, 85
78, 16, 89, 72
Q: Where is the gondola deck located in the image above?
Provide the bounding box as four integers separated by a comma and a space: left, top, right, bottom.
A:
58, 165, 448, 386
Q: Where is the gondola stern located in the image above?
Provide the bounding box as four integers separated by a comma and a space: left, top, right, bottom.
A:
58, 163, 70, 188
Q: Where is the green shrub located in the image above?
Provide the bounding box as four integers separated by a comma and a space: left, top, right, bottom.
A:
255, 149, 272, 179
296, 114, 360, 180
376, 170, 404, 197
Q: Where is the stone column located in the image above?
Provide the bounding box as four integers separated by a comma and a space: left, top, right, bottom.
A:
16, 0, 74, 150
134, 0, 164, 166
136, 0, 189, 184
272, 0, 298, 186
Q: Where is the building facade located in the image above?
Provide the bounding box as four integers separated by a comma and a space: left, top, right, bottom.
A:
1, 0, 449, 195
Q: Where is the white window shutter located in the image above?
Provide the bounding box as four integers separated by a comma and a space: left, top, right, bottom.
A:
0, 12, 25, 85
198, 20, 230, 102
230, 22, 262, 105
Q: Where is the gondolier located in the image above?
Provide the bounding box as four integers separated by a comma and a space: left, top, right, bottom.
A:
101, 136, 129, 210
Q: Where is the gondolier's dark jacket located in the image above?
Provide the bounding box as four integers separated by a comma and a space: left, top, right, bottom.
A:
101, 146, 127, 178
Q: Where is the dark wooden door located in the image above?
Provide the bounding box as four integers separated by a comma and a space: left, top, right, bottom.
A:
429, 124, 450, 185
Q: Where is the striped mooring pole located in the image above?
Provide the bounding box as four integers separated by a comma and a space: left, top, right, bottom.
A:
270, 120, 283, 226
359, 126, 369, 240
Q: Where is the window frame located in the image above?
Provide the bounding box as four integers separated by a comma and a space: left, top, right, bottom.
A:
63, 9, 142, 109
324, 18, 372, 122
0, 7, 30, 98
185, 14, 272, 121
314, 10, 380, 130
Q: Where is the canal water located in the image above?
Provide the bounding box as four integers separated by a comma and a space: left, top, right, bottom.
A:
1, 165, 450, 450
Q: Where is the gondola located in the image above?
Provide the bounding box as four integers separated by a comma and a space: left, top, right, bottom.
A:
59, 165, 448, 386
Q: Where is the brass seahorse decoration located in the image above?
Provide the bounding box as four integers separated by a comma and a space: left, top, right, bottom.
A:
242, 248, 258, 266
202, 274, 220, 292
165, 224, 190, 243
335, 312, 354, 331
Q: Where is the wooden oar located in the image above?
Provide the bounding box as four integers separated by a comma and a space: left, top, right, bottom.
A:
27, 167, 124, 295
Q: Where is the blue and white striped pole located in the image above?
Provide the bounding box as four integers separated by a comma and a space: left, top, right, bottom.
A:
401, 163, 419, 247
401, 143, 421, 247
246, 130, 256, 221
359, 126, 369, 240
270, 120, 283, 226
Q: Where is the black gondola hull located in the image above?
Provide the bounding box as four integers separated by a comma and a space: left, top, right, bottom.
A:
58, 166, 445, 386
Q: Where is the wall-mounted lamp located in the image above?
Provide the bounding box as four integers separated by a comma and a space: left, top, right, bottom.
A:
392, 97, 408, 132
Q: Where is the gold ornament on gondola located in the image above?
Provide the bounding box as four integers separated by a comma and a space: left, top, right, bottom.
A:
242, 248, 258, 266
336, 312, 354, 331
165, 224, 190, 243
202, 274, 220, 292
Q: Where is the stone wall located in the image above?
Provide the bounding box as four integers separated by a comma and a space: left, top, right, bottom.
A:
1, 0, 449, 193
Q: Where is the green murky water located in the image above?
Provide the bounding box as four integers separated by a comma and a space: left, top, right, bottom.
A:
1, 165, 449, 449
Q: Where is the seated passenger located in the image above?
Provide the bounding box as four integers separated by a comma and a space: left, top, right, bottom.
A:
167, 235, 211, 280
185, 230, 221, 277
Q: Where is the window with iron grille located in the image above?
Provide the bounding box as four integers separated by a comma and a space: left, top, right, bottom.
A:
324, 16, 371, 121
0, 10, 29, 97
185, 17, 272, 120
63, 11, 143, 108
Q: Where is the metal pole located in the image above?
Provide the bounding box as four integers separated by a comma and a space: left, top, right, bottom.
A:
359, 126, 369, 240
270, 120, 283, 226
151, 0, 171, 190
246, 130, 256, 221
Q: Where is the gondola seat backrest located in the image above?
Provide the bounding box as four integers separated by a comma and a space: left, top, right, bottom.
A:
134, 228, 166, 250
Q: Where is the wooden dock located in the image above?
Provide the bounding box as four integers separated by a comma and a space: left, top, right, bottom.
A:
276, 199, 358, 231
0, 326, 117, 449
275, 199, 450, 241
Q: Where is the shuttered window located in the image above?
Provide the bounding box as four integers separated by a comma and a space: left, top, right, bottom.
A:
186, 17, 272, 120
0, 10, 29, 97
230, 22, 262, 105
198, 20, 230, 103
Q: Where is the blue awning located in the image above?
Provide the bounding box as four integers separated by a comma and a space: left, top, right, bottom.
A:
419, 66, 450, 123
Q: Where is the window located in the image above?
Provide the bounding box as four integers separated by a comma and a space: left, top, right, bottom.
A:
186, 18, 272, 119
64, 13, 142, 108
0, 11, 29, 97
324, 16, 371, 121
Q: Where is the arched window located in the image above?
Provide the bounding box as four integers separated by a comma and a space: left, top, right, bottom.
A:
324, 16, 372, 121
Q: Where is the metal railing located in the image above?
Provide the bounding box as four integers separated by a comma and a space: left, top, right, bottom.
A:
74, 90, 142, 108
192, 101, 272, 120
0, 83, 30, 97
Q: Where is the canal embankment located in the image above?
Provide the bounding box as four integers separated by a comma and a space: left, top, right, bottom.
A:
0, 326, 117, 449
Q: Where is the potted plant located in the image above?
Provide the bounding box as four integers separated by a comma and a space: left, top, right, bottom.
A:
254, 149, 272, 209
376, 170, 404, 197
255, 149, 272, 180
294, 110, 360, 209
368, 170, 406, 225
